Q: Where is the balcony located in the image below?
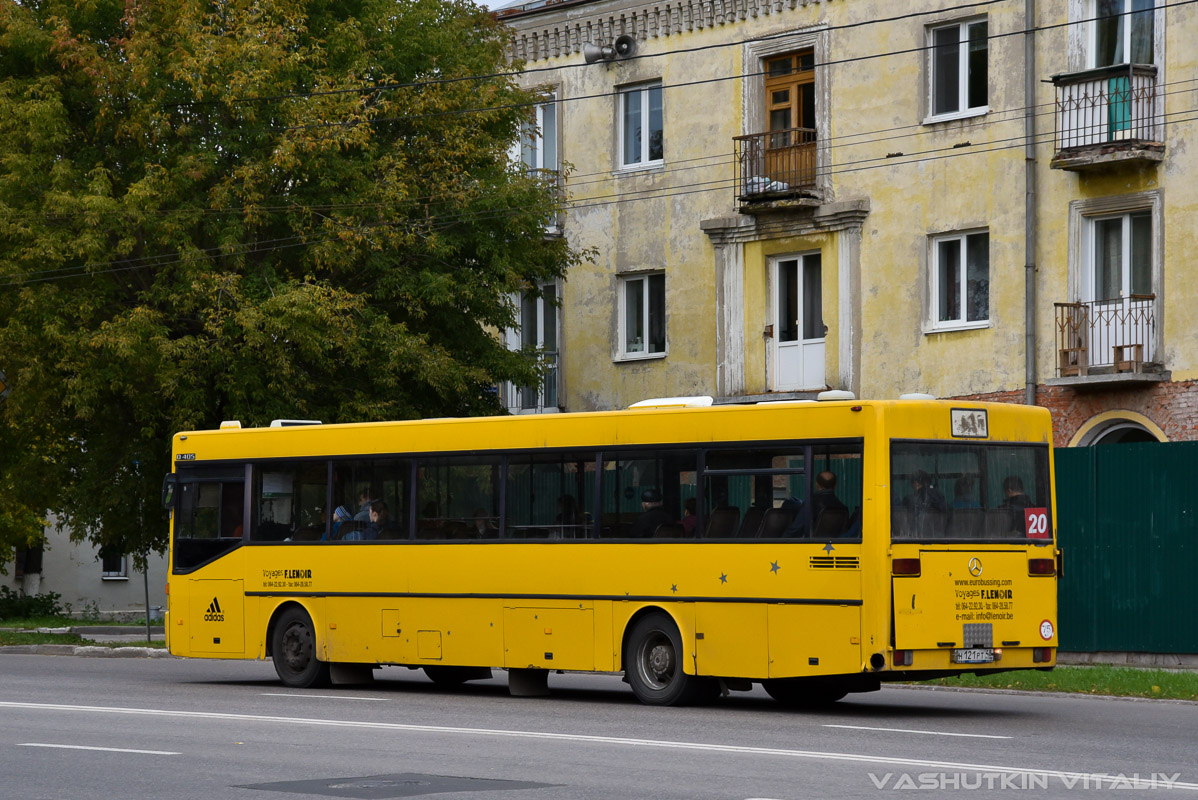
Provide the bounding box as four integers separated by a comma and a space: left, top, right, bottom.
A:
1050, 64, 1164, 171
734, 127, 819, 210
1052, 296, 1166, 387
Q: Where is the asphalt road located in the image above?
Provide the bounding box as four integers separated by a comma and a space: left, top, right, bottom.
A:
2, 655, 1196, 799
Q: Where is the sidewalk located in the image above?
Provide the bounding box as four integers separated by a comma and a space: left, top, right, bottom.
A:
0, 625, 172, 658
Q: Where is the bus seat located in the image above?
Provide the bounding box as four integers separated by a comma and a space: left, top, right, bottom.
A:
984, 510, 1015, 539
952, 508, 984, 538
813, 507, 850, 538
654, 522, 685, 538
757, 506, 797, 538
704, 507, 740, 539
737, 506, 767, 538
891, 508, 915, 539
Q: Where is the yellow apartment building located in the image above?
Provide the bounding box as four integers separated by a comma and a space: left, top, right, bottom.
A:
496, 0, 1196, 446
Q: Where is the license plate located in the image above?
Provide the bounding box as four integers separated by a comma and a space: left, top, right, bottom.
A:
953, 648, 995, 664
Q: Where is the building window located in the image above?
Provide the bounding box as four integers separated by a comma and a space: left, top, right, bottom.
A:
928, 19, 988, 119
100, 547, 128, 580
504, 285, 560, 413
619, 273, 665, 358
519, 93, 558, 174
619, 82, 663, 168
1089, 0, 1154, 67
931, 231, 989, 329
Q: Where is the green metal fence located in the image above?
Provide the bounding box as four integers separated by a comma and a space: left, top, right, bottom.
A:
1055, 442, 1198, 653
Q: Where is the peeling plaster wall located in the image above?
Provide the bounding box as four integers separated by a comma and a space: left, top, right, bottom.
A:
504, 0, 1198, 432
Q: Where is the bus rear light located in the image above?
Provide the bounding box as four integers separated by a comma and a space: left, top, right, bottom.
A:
1028, 558, 1056, 576
895, 649, 913, 666
1032, 647, 1054, 663
892, 558, 921, 576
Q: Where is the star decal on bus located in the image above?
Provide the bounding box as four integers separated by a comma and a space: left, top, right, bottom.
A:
770, 561, 781, 574
671, 584, 678, 593
822, 542, 836, 554
718, 573, 728, 584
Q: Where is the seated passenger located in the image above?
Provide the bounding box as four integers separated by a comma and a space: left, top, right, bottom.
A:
356, 500, 388, 541
629, 488, 673, 539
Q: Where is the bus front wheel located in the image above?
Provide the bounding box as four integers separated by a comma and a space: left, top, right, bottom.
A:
271, 607, 331, 688
625, 612, 713, 706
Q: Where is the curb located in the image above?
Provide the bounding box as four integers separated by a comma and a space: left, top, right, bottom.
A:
0, 644, 173, 658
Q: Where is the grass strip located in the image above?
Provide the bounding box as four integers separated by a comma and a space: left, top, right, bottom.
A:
919, 665, 1198, 701
0, 631, 87, 646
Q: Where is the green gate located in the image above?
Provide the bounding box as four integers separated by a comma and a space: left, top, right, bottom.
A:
1055, 442, 1198, 653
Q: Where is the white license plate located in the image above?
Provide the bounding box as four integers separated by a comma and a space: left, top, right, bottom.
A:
953, 648, 995, 664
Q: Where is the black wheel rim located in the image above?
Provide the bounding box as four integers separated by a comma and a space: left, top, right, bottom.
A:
280, 621, 313, 675
636, 629, 676, 691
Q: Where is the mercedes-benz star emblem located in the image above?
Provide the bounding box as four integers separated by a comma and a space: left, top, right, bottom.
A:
968, 557, 983, 577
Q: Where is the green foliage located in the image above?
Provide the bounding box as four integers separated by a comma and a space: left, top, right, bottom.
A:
0, 0, 581, 561
920, 665, 1198, 701
0, 586, 64, 620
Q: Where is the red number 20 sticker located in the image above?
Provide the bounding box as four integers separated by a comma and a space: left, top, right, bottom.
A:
1025, 508, 1050, 539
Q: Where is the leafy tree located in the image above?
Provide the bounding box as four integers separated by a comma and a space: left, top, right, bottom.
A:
0, 0, 579, 566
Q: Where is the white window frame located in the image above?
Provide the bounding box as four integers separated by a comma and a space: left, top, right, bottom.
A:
1086, 0, 1155, 68
1069, 191, 1161, 302
503, 285, 560, 414
517, 91, 558, 173
925, 18, 989, 123
617, 82, 663, 170
101, 550, 128, 581
928, 230, 990, 332
1082, 211, 1153, 302
616, 272, 666, 361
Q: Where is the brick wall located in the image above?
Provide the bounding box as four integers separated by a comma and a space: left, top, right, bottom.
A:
950, 380, 1198, 448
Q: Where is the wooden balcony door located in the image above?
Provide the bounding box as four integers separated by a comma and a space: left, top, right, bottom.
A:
763, 50, 816, 189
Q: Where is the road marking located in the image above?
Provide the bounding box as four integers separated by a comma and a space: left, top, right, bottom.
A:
2, 701, 1194, 791
261, 693, 374, 701
19, 743, 180, 755
823, 724, 1012, 739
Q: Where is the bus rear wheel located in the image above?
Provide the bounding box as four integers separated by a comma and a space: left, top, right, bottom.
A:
762, 678, 847, 708
271, 607, 330, 688
625, 612, 713, 706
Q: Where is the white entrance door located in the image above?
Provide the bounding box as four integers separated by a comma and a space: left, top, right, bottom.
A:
772, 254, 825, 391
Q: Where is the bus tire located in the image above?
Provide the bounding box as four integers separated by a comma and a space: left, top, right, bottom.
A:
625, 612, 711, 706
762, 678, 847, 708
271, 607, 331, 688
424, 666, 474, 686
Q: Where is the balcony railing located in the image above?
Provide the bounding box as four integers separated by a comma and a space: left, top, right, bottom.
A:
733, 127, 817, 203
1055, 295, 1156, 377
1051, 64, 1162, 168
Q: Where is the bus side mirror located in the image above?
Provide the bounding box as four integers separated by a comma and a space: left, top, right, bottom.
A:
161, 474, 177, 510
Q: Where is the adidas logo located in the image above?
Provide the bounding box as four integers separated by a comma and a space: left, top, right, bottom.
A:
204, 597, 225, 622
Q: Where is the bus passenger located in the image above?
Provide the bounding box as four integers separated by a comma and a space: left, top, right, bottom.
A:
681, 497, 698, 537
952, 476, 980, 508
363, 500, 389, 540
999, 475, 1032, 533
630, 488, 672, 538
353, 489, 374, 522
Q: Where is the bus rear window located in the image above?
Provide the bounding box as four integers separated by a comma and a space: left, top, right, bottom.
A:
890, 441, 1051, 541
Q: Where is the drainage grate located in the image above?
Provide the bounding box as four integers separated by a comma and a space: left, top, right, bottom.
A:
239, 772, 556, 799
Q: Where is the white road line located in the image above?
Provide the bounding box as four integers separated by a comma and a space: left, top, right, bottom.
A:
1, 701, 1194, 791
19, 743, 180, 755
823, 724, 1012, 739
260, 693, 374, 700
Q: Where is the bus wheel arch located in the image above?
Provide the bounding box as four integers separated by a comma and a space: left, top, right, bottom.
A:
621, 608, 715, 706
268, 603, 330, 688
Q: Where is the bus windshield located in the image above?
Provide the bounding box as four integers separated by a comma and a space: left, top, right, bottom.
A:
890, 441, 1051, 541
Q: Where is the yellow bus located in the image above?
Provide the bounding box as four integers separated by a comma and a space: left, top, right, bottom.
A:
162, 398, 1060, 706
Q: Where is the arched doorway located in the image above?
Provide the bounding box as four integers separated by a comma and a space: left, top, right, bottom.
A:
1069, 411, 1167, 447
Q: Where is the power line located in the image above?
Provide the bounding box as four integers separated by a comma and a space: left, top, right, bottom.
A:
164, 0, 1013, 110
